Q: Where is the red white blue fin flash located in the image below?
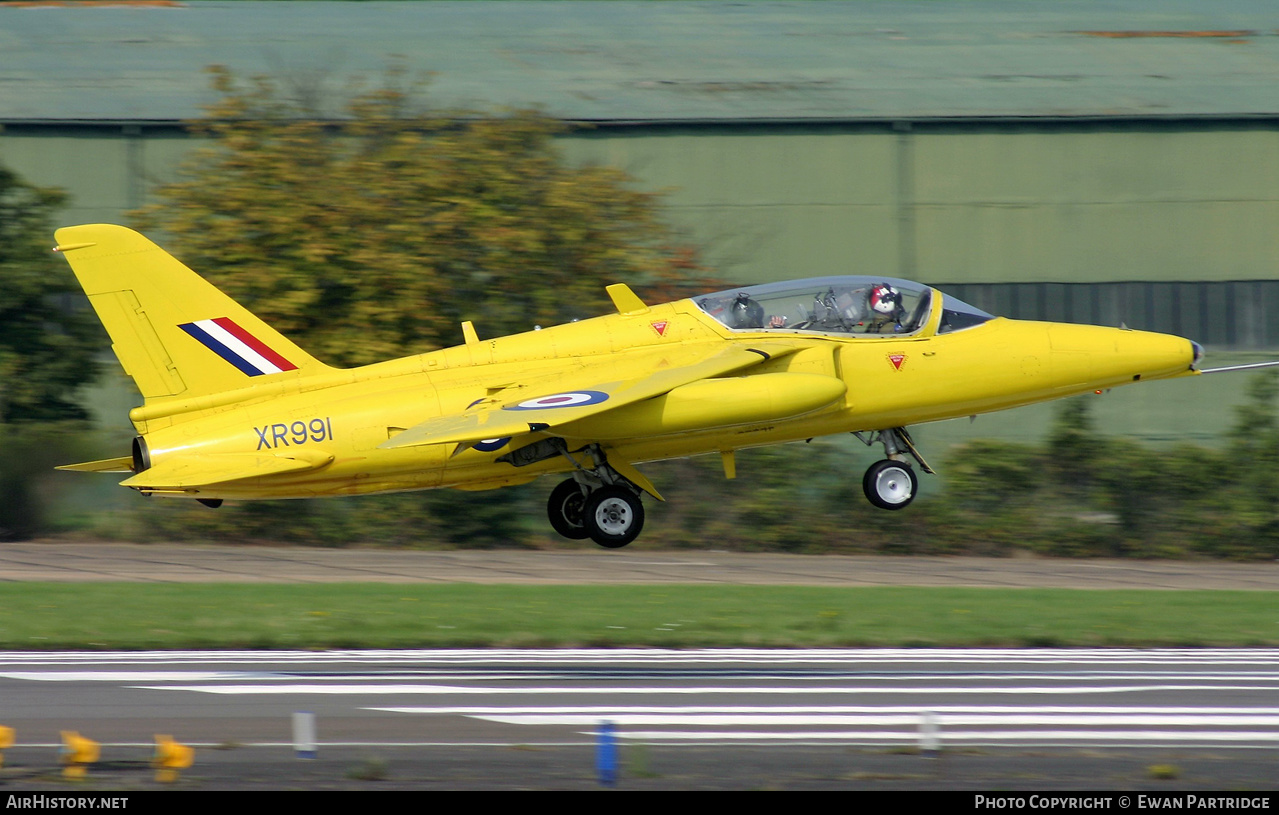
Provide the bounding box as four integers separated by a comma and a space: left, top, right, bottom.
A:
179, 317, 298, 377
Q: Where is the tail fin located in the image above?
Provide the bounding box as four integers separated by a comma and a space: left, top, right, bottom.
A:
54, 224, 333, 402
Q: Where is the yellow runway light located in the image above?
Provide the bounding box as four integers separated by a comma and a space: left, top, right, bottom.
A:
60, 731, 99, 780
153, 734, 194, 783
0, 725, 13, 768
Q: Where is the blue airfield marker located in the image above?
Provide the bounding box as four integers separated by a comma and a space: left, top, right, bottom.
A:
596, 720, 617, 788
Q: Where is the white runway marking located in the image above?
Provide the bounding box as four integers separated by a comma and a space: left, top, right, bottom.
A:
597, 730, 1279, 744
435, 713, 1279, 727
369, 705, 1279, 740
0, 671, 235, 682
3, 648, 1279, 665
139, 683, 1279, 695
361, 705, 1279, 715
5, 649, 1278, 748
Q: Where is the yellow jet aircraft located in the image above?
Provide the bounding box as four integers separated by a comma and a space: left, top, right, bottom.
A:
55, 223, 1218, 548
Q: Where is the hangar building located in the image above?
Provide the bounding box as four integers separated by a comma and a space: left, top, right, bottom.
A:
2, 1, 1278, 349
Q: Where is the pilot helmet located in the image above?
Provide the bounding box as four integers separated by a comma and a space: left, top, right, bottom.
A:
730, 293, 765, 329
869, 284, 901, 316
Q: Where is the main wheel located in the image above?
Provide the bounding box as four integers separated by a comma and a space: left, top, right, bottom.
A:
862, 459, 918, 510
547, 478, 590, 540
583, 485, 645, 548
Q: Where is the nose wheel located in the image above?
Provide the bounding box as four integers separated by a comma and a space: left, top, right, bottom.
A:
863, 459, 918, 510
852, 426, 932, 511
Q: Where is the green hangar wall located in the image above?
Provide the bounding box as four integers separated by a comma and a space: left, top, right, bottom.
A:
4, 118, 1279, 348
3, 1, 1279, 351
562, 121, 1279, 349
563, 121, 1279, 283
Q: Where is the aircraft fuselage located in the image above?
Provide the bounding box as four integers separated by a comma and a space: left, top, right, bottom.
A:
134, 294, 1196, 500
52, 225, 1201, 545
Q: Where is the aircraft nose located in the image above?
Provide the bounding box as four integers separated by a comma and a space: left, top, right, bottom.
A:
1191, 340, 1204, 365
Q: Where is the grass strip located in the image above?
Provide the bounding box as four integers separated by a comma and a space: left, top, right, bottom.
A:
2, 583, 1277, 649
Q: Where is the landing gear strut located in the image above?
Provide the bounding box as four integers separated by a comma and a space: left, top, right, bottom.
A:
545, 444, 646, 548
853, 427, 934, 511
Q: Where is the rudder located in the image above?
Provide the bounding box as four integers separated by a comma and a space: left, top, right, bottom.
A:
55, 224, 332, 402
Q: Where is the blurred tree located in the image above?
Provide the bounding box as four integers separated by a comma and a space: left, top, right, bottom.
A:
943, 439, 1041, 511
1047, 396, 1096, 489
0, 167, 100, 422
128, 65, 718, 548
0, 164, 101, 540
1228, 369, 1279, 466
133, 65, 718, 367
1221, 369, 1279, 551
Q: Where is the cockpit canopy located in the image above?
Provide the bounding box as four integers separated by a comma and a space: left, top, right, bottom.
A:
694, 276, 993, 337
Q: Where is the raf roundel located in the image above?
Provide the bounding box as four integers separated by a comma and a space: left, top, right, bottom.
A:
504, 391, 609, 411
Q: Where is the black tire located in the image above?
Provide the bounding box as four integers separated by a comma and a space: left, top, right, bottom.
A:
547, 479, 591, 540
583, 485, 645, 548
862, 459, 917, 510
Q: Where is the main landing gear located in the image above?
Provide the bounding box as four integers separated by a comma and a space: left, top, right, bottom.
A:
852, 427, 935, 510
546, 445, 646, 548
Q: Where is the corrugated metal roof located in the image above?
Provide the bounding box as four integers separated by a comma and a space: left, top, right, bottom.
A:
2, 0, 1279, 123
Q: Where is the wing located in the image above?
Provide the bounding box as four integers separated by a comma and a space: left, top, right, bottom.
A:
118, 450, 332, 490
379, 342, 801, 451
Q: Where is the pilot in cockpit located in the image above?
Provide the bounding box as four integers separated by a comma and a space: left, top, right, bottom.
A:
727, 292, 766, 329
699, 281, 919, 335
867, 284, 906, 333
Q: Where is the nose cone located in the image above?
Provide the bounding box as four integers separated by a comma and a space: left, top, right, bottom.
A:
1111, 330, 1201, 382
1048, 324, 1198, 386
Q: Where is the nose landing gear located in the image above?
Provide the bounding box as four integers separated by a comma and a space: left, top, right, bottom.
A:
863, 459, 918, 510
853, 427, 934, 511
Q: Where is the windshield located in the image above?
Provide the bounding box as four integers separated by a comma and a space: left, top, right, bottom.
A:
695, 277, 935, 336
937, 293, 995, 334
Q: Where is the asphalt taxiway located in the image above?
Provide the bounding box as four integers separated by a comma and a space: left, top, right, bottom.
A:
4, 542, 1279, 589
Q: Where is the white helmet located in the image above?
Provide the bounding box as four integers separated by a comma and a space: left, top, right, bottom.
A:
869, 284, 900, 315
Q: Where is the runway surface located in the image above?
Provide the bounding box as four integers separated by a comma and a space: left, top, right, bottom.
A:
3, 544, 1278, 789
2, 648, 1279, 790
